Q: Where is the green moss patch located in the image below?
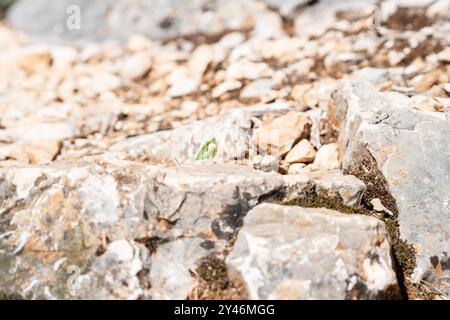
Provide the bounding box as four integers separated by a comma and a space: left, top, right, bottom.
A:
341, 150, 435, 299
284, 192, 420, 299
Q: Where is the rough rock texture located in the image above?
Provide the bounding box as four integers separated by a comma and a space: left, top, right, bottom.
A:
333, 81, 450, 295
253, 111, 312, 157
226, 203, 401, 299
109, 106, 288, 166
298, 170, 366, 207
285, 139, 316, 164
1, 0, 449, 301
0, 159, 365, 299
310, 143, 340, 171
292, 0, 376, 37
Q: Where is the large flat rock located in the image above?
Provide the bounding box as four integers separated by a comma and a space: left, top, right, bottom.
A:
226, 203, 400, 299
0, 158, 365, 299
334, 81, 450, 296
109, 108, 257, 165
109, 105, 295, 171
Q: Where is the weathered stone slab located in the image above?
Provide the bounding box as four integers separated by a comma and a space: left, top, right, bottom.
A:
226, 203, 400, 299
333, 81, 450, 296
109, 108, 255, 165
0, 159, 365, 299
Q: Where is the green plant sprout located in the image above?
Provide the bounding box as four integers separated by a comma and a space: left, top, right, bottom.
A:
190, 137, 217, 161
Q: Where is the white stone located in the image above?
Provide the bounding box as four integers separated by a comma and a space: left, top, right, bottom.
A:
107, 240, 134, 262
285, 139, 316, 164
127, 34, 153, 52
8, 121, 77, 142
167, 78, 199, 97
288, 163, 306, 174
167, 67, 200, 97
240, 78, 274, 102
188, 44, 214, 81
121, 53, 152, 80
51, 46, 78, 70
212, 80, 242, 98
311, 143, 340, 170
226, 60, 272, 81
226, 203, 400, 299
437, 48, 450, 63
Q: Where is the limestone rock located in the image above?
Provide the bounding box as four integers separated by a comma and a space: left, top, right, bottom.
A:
427, 0, 450, 18
226, 60, 273, 81
70, 240, 149, 300
240, 79, 274, 103
333, 81, 450, 295
3, 0, 448, 302
109, 108, 255, 164
285, 139, 316, 164
0, 141, 61, 164
437, 47, 450, 63
150, 237, 221, 300
253, 111, 311, 157
167, 77, 199, 97
410, 95, 445, 113
0, 24, 22, 50
166, 67, 199, 97
310, 143, 340, 171
350, 67, 404, 88
1, 121, 78, 142
212, 80, 242, 98
298, 170, 366, 207
287, 163, 306, 174
108, 105, 303, 167
11, 46, 52, 75
188, 45, 214, 82
226, 203, 400, 299
120, 53, 152, 80
0, 159, 365, 299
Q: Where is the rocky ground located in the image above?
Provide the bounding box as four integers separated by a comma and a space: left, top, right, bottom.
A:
0, 0, 449, 300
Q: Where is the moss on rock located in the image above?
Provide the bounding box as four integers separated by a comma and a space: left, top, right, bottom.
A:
283, 191, 421, 299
